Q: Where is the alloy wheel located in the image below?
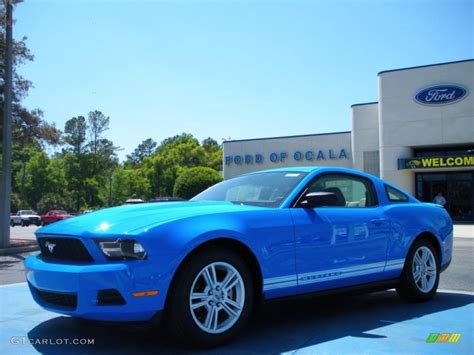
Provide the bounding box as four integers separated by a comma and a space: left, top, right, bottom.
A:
189, 262, 245, 334
412, 246, 437, 293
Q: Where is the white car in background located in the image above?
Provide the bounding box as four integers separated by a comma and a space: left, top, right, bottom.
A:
10, 210, 42, 227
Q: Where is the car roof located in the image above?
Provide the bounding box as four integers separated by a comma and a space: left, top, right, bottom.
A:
245, 166, 377, 178
246, 166, 322, 174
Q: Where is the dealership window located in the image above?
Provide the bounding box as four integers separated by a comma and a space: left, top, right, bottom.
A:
307, 174, 378, 207
416, 172, 474, 222
363, 151, 380, 177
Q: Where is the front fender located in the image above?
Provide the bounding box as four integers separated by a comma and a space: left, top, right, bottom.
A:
131, 209, 296, 301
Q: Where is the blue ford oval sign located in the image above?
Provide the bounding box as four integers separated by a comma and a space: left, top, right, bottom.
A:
415, 84, 468, 105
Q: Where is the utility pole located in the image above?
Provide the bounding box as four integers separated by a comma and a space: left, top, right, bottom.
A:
0, 0, 13, 248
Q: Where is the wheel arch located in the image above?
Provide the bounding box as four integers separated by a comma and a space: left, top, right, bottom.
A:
410, 231, 442, 261
164, 237, 264, 310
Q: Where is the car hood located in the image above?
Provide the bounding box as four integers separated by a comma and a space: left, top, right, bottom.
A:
36, 201, 264, 237
20, 214, 40, 218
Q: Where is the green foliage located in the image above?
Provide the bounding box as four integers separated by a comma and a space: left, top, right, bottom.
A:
126, 138, 157, 167
111, 167, 152, 205
173, 167, 223, 199
18, 151, 72, 210
37, 193, 74, 214
64, 116, 87, 154
143, 133, 223, 197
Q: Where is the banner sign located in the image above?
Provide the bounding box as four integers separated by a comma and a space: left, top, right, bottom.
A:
398, 155, 474, 170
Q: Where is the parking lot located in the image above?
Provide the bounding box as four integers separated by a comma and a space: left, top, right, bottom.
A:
1, 284, 472, 354
1, 226, 473, 354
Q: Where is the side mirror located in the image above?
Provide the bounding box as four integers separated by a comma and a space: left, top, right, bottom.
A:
299, 192, 340, 208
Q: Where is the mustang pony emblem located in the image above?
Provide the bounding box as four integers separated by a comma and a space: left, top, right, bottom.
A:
45, 241, 56, 253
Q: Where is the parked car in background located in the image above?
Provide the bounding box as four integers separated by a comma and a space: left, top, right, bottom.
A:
124, 199, 144, 204
25, 167, 453, 347
40, 210, 74, 226
10, 210, 42, 227
148, 197, 185, 202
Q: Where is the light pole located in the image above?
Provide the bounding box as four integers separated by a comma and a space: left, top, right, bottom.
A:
0, 0, 13, 248
108, 173, 113, 207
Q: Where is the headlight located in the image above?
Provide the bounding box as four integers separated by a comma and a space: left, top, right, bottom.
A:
95, 238, 147, 260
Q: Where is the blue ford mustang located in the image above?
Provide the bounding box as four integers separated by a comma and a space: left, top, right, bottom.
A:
25, 167, 453, 346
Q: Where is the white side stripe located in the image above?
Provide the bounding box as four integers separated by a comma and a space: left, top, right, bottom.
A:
384, 258, 405, 272
263, 259, 406, 291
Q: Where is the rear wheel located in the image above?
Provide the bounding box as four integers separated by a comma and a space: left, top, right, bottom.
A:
165, 248, 254, 347
396, 239, 439, 302
10, 220, 14, 227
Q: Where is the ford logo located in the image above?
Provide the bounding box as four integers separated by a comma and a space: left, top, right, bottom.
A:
415, 84, 468, 105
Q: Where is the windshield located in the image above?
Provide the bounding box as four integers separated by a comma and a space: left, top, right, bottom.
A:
191, 171, 307, 207
20, 210, 34, 215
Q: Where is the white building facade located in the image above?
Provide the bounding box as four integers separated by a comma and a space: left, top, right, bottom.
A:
223, 59, 474, 222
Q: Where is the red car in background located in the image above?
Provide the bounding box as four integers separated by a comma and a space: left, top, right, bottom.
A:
40, 210, 73, 226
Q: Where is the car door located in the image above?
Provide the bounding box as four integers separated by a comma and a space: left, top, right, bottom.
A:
290, 173, 391, 294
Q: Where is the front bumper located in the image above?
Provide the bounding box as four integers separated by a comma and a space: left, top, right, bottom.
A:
25, 217, 41, 224
24, 255, 166, 321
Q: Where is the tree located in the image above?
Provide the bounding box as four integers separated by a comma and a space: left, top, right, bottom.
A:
1, 1, 60, 211
64, 116, 87, 154
0, 2, 61, 149
202, 137, 222, 171
173, 167, 222, 199
37, 193, 73, 214
126, 138, 157, 167
111, 167, 151, 205
60, 111, 119, 209
87, 110, 110, 155
141, 133, 223, 197
21, 151, 50, 209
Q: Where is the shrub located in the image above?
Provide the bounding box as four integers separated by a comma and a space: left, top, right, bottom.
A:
173, 167, 222, 199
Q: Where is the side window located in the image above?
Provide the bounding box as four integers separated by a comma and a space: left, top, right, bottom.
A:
307, 174, 378, 207
385, 185, 409, 203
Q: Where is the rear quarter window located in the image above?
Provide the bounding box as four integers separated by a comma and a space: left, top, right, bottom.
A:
385, 185, 409, 203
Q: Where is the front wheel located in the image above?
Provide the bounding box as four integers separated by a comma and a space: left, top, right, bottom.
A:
396, 239, 440, 302
165, 248, 254, 347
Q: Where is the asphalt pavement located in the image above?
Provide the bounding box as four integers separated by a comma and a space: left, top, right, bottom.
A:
0, 284, 472, 354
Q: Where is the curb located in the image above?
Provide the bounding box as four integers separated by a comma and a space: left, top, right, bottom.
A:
0, 245, 39, 256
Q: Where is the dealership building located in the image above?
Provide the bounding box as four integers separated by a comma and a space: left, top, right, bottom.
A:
223, 59, 474, 222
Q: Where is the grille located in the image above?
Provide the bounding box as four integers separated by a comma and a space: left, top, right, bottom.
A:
38, 237, 93, 262
32, 286, 77, 309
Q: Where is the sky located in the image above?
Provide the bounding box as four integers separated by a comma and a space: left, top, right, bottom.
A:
14, 0, 474, 160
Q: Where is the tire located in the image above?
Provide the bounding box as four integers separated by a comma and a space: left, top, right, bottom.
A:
36, 221, 42, 226
165, 248, 254, 347
21, 220, 26, 227
396, 239, 440, 302
10, 220, 14, 227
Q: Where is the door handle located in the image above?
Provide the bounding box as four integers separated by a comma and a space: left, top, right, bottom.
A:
370, 218, 386, 226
